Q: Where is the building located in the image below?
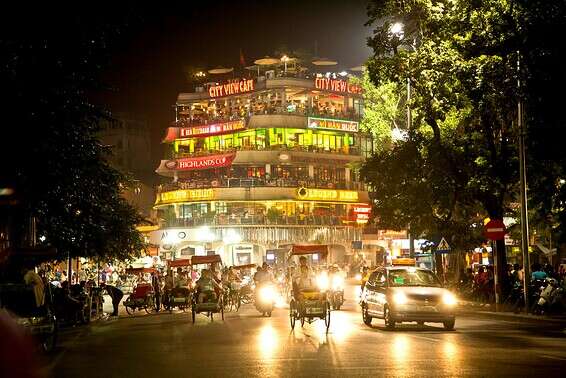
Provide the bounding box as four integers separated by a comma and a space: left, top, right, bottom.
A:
150, 62, 373, 265
98, 112, 156, 219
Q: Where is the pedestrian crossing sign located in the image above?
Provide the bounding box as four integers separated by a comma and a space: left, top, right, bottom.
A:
436, 237, 451, 253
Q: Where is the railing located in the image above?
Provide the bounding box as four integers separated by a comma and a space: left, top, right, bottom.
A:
157, 178, 366, 193
161, 214, 352, 228
171, 143, 362, 159
173, 109, 361, 127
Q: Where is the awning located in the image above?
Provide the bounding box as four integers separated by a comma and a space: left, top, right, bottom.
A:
290, 244, 328, 257
191, 254, 222, 265
168, 259, 192, 268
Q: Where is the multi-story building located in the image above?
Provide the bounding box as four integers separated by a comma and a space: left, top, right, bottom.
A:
150, 65, 373, 265
99, 112, 156, 219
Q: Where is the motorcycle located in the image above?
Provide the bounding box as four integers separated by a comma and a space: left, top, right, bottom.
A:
533, 278, 564, 315
255, 283, 276, 317
328, 275, 345, 310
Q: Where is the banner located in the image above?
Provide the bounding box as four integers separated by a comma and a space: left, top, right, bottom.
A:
165, 153, 236, 171
164, 119, 246, 142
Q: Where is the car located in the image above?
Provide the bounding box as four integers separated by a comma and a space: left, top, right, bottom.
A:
361, 266, 457, 330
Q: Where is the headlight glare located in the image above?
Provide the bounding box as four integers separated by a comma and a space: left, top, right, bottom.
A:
443, 293, 458, 306
393, 292, 408, 304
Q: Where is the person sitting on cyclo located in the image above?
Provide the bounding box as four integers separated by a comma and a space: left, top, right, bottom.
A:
292, 256, 318, 301
172, 268, 191, 299
195, 269, 222, 304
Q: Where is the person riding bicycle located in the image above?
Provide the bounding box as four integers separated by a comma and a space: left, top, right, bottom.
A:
195, 269, 222, 304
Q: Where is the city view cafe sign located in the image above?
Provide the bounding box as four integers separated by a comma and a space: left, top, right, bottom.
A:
208, 79, 254, 98
161, 152, 237, 172
314, 77, 362, 95
163, 119, 246, 142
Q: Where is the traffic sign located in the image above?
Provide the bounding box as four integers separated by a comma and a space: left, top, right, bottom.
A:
485, 219, 506, 240
436, 237, 451, 253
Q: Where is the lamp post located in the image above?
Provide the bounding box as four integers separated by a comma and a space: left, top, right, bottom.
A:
391, 22, 416, 258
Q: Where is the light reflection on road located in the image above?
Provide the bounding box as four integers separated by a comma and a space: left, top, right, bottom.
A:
257, 324, 279, 360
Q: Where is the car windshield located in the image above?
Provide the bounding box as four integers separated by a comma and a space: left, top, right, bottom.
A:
388, 269, 441, 287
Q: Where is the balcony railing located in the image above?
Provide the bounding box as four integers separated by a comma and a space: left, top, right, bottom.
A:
157, 178, 366, 193
161, 214, 354, 228
171, 143, 362, 160
174, 109, 361, 128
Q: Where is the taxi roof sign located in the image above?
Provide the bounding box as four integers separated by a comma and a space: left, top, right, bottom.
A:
391, 258, 416, 266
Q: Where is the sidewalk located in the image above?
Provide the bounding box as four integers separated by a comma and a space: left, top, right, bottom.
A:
459, 300, 566, 323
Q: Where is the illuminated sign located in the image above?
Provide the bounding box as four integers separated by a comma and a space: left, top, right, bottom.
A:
165, 153, 237, 171
164, 120, 246, 142
308, 117, 359, 132
209, 79, 254, 98
180, 120, 245, 138
155, 188, 214, 205
314, 78, 362, 94
296, 187, 359, 202
352, 205, 372, 224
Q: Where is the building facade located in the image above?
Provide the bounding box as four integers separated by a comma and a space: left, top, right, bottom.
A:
151, 70, 372, 265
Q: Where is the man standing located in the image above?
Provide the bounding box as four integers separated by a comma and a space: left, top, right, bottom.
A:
151, 271, 162, 312
101, 283, 123, 317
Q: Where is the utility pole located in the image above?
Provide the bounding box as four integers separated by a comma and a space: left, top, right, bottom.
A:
517, 52, 531, 313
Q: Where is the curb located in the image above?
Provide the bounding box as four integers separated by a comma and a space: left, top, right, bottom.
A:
459, 309, 566, 324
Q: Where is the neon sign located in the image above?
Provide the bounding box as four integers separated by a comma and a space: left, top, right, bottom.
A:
165, 152, 237, 171
155, 188, 214, 205
209, 79, 254, 98
296, 187, 359, 202
308, 117, 359, 132
314, 78, 362, 94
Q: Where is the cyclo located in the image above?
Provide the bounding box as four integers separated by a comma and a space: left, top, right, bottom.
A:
163, 259, 192, 312
123, 267, 157, 315
229, 263, 256, 308
191, 255, 224, 323
288, 245, 331, 331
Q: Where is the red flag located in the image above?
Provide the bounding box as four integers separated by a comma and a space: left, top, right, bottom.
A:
239, 48, 246, 66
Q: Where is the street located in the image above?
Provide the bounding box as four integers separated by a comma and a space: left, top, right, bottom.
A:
43, 285, 566, 378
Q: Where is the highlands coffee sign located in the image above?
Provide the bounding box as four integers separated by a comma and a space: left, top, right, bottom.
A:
209, 79, 254, 98
314, 78, 362, 94
165, 152, 236, 171
164, 119, 246, 141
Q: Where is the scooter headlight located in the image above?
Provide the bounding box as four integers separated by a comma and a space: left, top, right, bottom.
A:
259, 287, 275, 302
332, 276, 344, 290
317, 273, 329, 291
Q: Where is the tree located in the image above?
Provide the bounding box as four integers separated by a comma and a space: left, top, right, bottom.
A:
0, 5, 145, 260
363, 0, 566, 280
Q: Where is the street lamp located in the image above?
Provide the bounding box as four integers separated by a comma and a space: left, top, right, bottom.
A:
281, 55, 290, 73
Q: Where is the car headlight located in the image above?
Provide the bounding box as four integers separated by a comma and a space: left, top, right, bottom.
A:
317, 274, 329, 291
393, 292, 408, 305
259, 287, 275, 302
442, 293, 458, 306
355, 273, 362, 281
332, 276, 344, 290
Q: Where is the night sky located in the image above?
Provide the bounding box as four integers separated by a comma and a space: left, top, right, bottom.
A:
101, 0, 373, 163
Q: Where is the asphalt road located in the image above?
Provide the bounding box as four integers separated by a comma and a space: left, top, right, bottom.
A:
42, 285, 566, 378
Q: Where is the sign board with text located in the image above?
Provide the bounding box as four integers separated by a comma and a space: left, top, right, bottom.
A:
307, 117, 359, 133
314, 77, 362, 94
164, 152, 236, 171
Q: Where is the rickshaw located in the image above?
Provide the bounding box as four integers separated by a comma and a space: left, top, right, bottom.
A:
288, 245, 331, 331
163, 259, 192, 312
123, 267, 157, 315
191, 255, 224, 323
230, 263, 256, 307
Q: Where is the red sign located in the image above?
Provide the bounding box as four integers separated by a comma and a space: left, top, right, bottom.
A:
165, 153, 236, 171
164, 120, 246, 142
485, 219, 506, 240
209, 79, 254, 98
351, 205, 371, 224
314, 77, 362, 94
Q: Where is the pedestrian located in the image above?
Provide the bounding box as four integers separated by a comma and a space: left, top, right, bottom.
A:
101, 283, 123, 317
151, 271, 162, 312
